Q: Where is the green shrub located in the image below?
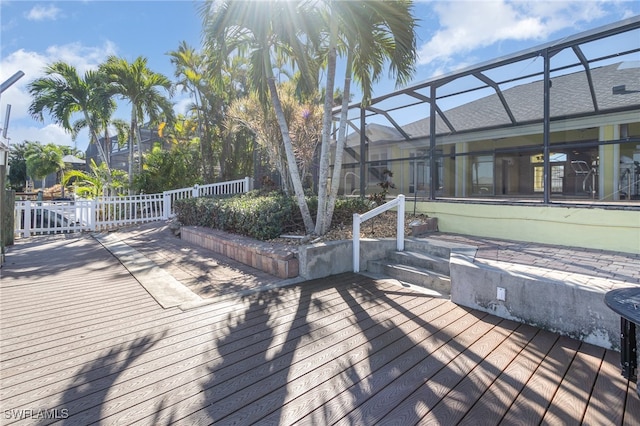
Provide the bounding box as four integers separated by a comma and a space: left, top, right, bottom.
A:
174, 192, 373, 240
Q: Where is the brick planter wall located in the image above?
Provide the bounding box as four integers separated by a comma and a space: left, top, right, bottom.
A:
181, 226, 299, 279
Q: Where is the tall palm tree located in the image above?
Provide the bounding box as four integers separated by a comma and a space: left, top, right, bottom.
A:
315, 0, 418, 235
168, 41, 212, 182
99, 56, 174, 188
28, 62, 112, 169
200, 0, 320, 234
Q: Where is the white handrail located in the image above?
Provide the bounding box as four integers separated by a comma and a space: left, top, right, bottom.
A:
353, 194, 405, 273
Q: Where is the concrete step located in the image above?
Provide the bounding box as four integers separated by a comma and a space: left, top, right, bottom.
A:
404, 240, 452, 258
368, 260, 451, 296
386, 250, 450, 276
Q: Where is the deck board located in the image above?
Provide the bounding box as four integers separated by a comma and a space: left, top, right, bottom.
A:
542, 342, 605, 424
1, 235, 639, 425
585, 348, 632, 425
381, 315, 515, 425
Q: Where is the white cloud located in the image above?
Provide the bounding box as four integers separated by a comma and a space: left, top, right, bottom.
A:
1, 42, 118, 149
6, 124, 74, 148
621, 8, 637, 20
25, 4, 62, 21
1, 42, 118, 121
44, 41, 118, 75
416, 0, 615, 67
174, 96, 193, 117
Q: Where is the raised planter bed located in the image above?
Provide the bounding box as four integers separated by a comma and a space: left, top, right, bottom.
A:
181, 226, 299, 279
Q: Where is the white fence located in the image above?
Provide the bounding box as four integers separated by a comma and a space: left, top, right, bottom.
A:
14, 177, 252, 238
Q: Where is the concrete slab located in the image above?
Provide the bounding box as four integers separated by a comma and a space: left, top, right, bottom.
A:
94, 233, 202, 309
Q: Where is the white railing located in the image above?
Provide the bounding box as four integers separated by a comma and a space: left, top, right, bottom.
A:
352, 194, 405, 273
14, 177, 252, 238
162, 177, 251, 219
14, 200, 95, 237
95, 194, 165, 231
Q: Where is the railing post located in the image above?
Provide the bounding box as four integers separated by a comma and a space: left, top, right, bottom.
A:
24, 201, 31, 238
397, 194, 405, 251
244, 176, 251, 193
89, 200, 96, 231
162, 191, 170, 219
192, 184, 199, 198
353, 213, 361, 273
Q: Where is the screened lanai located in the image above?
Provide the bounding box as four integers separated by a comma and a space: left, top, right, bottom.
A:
333, 16, 640, 205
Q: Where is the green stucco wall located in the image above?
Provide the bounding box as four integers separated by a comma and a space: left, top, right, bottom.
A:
414, 201, 640, 254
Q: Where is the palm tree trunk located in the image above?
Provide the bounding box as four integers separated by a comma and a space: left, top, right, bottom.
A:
128, 110, 136, 191
324, 52, 354, 232
104, 128, 111, 166
266, 74, 314, 234
192, 89, 208, 181
314, 18, 339, 235
136, 124, 144, 174
82, 111, 110, 172
60, 170, 65, 198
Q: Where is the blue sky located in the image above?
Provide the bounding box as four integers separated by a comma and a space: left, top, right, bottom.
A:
1, 0, 639, 153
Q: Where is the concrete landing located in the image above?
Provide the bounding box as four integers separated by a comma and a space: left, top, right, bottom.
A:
95, 233, 202, 309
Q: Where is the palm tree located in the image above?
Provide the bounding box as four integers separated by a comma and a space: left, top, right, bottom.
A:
168, 42, 211, 180
201, 0, 417, 235
63, 159, 128, 198
8, 141, 29, 191
24, 142, 64, 190
314, 0, 418, 235
227, 79, 322, 193
28, 62, 112, 169
200, 0, 320, 234
70, 88, 127, 168
99, 56, 174, 189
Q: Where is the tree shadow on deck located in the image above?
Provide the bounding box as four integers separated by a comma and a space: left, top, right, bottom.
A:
2, 234, 134, 283
43, 332, 165, 425
328, 279, 625, 425
208, 285, 317, 424
149, 283, 315, 424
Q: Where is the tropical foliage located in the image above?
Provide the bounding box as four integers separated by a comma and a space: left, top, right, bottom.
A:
200, 0, 319, 233
7, 142, 29, 191
28, 62, 113, 168
200, 0, 417, 235
175, 190, 371, 241
134, 116, 201, 194
22, 0, 418, 238
99, 56, 175, 187
24, 142, 65, 189
168, 43, 254, 182
226, 80, 323, 194
62, 159, 127, 198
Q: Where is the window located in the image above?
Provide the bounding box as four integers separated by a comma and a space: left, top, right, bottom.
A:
472, 155, 494, 195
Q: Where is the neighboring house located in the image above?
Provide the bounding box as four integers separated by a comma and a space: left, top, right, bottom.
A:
334, 17, 640, 253
85, 124, 165, 173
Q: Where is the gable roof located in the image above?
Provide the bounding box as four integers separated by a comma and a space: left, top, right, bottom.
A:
401, 61, 640, 139
346, 61, 640, 147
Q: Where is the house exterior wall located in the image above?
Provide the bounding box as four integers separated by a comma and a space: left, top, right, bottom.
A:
413, 200, 639, 254
342, 116, 638, 200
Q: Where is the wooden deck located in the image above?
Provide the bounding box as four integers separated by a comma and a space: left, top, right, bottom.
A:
1, 235, 639, 425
